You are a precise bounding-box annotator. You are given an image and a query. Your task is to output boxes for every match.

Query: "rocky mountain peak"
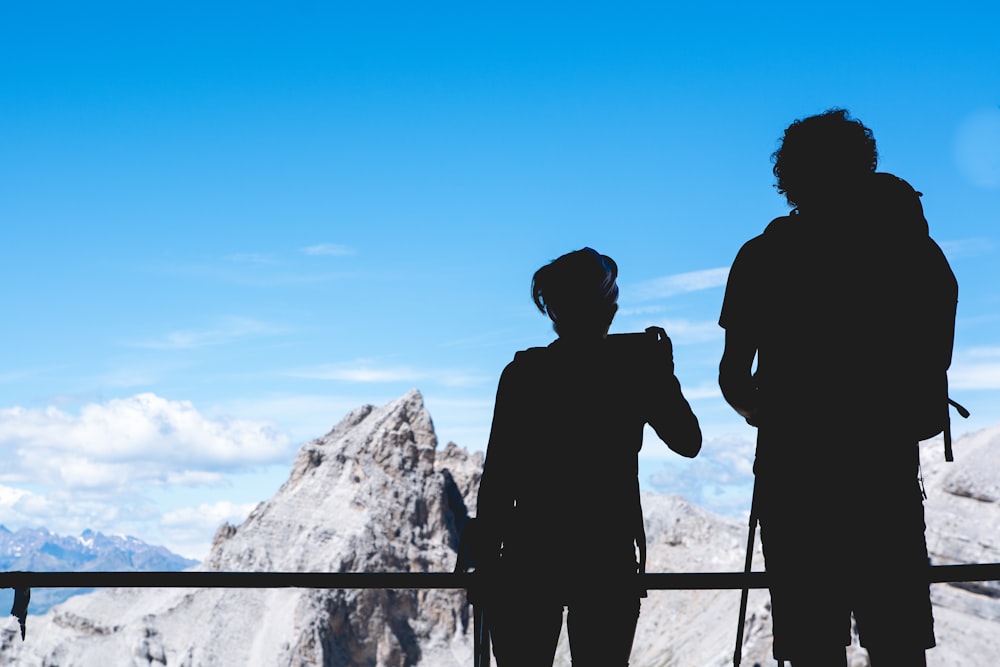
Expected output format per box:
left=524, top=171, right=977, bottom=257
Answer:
left=286, top=389, right=437, bottom=488
left=203, top=388, right=466, bottom=577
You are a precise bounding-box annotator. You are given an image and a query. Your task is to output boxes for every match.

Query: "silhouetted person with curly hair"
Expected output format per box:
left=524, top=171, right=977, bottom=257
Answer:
left=719, top=109, right=957, bottom=666
left=476, top=247, right=702, bottom=667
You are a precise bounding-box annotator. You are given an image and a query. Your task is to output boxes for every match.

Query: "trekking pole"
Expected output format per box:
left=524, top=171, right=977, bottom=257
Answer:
left=454, top=518, right=491, bottom=667
left=473, top=604, right=490, bottom=667
left=733, top=477, right=759, bottom=667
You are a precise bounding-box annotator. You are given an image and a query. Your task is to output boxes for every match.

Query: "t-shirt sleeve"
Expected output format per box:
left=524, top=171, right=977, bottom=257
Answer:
left=719, top=235, right=764, bottom=335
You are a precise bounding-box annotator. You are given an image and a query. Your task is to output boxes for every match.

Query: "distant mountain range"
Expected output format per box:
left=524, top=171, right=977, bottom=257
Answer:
left=0, top=526, right=198, bottom=615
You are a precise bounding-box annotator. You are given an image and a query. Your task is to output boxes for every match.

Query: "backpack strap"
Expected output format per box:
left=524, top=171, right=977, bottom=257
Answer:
left=944, top=398, right=971, bottom=462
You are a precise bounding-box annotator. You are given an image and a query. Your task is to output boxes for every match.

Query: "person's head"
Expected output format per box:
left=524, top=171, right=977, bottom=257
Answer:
left=531, top=247, right=619, bottom=339
left=771, top=108, right=878, bottom=210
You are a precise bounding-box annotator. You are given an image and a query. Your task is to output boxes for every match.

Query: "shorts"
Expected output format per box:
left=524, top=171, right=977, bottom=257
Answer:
left=757, top=464, right=935, bottom=659
left=488, top=585, right=640, bottom=667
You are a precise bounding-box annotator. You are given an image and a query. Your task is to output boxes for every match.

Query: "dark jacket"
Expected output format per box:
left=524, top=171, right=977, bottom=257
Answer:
left=476, top=331, right=701, bottom=600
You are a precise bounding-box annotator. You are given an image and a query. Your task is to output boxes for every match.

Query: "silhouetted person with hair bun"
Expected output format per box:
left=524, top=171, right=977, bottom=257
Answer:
left=476, top=247, right=702, bottom=667
left=720, top=109, right=958, bottom=666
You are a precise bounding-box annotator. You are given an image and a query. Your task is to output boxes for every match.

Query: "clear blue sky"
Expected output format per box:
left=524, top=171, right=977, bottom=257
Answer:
left=1, top=1, right=998, bottom=558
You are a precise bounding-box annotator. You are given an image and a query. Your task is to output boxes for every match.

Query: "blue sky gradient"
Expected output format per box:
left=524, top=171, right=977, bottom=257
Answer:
left=2, top=2, right=998, bottom=557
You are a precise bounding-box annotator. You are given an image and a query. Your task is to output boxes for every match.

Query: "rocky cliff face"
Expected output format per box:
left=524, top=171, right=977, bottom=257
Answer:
left=1, top=390, right=998, bottom=666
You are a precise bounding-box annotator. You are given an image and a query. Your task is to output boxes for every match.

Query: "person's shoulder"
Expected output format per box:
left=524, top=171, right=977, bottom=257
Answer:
left=762, top=213, right=798, bottom=237
left=498, top=346, right=549, bottom=388
left=511, top=346, right=548, bottom=363
left=732, top=215, right=794, bottom=261
left=505, top=346, right=550, bottom=373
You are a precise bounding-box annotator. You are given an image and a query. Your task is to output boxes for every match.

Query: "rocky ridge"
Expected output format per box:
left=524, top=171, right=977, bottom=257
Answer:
left=0, top=390, right=997, bottom=666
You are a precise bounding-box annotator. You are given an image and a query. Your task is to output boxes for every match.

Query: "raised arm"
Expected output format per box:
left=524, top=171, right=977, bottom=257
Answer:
left=643, top=327, right=702, bottom=458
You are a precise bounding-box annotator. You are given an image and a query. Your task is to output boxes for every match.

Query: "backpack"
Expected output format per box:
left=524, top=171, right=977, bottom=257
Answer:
left=868, top=173, right=967, bottom=459
left=762, top=173, right=968, bottom=459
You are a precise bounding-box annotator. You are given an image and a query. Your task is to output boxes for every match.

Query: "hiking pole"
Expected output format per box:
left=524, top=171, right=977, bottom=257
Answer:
left=473, top=604, right=490, bottom=667
left=733, top=476, right=758, bottom=667
left=454, top=518, right=491, bottom=667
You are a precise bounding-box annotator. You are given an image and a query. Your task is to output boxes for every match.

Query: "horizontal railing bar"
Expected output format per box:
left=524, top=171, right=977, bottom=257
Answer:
left=929, top=563, right=1000, bottom=584
left=0, top=563, right=997, bottom=591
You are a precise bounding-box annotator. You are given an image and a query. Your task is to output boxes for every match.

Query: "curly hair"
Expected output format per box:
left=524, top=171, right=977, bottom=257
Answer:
left=771, top=108, right=878, bottom=209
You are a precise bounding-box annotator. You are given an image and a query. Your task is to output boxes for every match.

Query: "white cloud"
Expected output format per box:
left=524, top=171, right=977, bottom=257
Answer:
left=643, top=433, right=755, bottom=518
left=130, top=317, right=288, bottom=350
left=965, top=346, right=1000, bottom=358
left=0, top=394, right=295, bottom=555
left=679, top=381, right=724, bottom=400
left=628, top=267, right=730, bottom=302
left=0, top=481, right=159, bottom=544
left=0, top=393, right=293, bottom=491
left=938, top=237, right=995, bottom=258
left=291, top=362, right=423, bottom=383
left=616, top=305, right=665, bottom=317
left=300, top=243, right=357, bottom=257
left=161, top=500, right=256, bottom=529
left=0, top=484, right=31, bottom=509
left=160, top=500, right=258, bottom=559
left=287, top=360, right=492, bottom=388
left=637, top=318, right=723, bottom=345
left=210, top=393, right=377, bottom=444
left=437, top=371, right=494, bottom=388
left=948, top=347, right=1000, bottom=390
left=950, top=362, right=1000, bottom=390
left=165, top=471, right=226, bottom=486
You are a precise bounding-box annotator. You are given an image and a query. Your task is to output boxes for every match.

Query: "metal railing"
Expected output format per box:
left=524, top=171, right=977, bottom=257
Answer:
left=2, top=565, right=997, bottom=658
left=2, top=561, right=998, bottom=590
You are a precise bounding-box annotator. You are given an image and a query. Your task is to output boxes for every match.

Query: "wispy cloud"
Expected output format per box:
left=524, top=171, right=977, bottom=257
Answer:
left=129, top=317, right=288, bottom=350
left=939, top=237, right=995, bottom=258
left=0, top=368, right=46, bottom=384
left=678, top=381, right=723, bottom=400
left=440, top=328, right=541, bottom=351
left=644, top=433, right=755, bottom=518
left=950, top=363, right=1000, bottom=390
left=151, top=259, right=359, bottom=288
left=622, top=318, right=722, bottom=345
left=966, top=346, right=1000, bottom=358
left=628, top=267, right=730, bottom=302
left=300, top=243, right=357, bottom=257
left=287, top=360, right=491, bottom=388
left=290, top=362, right=423, bottom=383
left=160, top=500, right=258, bottom=559
left=947, top=347, right=1000, bottom=390
left=616, top=305, right=665, bottom=317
